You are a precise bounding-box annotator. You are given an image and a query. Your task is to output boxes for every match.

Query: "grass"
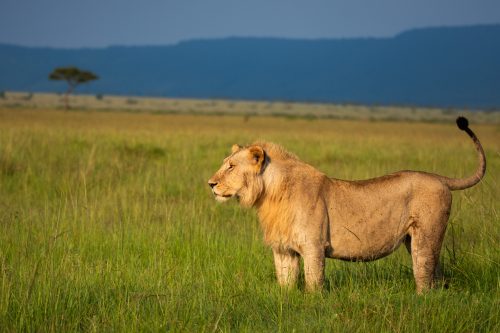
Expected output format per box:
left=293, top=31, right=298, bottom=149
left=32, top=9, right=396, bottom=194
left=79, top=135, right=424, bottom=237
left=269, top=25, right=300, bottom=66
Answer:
left=0, top=107, right=499, bottom=332
left=2, top=91, right=500, bottom=124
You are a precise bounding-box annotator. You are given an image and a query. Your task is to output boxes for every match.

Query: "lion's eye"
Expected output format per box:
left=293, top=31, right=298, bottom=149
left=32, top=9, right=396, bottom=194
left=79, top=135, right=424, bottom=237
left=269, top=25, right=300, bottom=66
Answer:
left=228, top=164, right=235, bottom=171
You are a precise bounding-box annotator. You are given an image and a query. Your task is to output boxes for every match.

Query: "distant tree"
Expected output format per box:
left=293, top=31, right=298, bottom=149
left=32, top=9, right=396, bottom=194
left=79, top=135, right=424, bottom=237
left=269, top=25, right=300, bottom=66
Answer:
left=49, top=66, right=98, bottom=109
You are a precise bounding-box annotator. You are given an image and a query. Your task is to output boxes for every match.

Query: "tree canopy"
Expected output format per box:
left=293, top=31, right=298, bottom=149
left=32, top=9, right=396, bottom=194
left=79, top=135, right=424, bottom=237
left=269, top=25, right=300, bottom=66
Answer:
left=49, top=66, right=99, bottom=109
left=49, top=67, right=98, bottom=86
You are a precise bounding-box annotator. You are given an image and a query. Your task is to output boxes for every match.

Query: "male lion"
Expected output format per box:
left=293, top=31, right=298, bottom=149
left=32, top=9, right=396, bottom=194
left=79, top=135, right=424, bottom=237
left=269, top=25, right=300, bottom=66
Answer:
left=208, top=117, right=485, bottom=293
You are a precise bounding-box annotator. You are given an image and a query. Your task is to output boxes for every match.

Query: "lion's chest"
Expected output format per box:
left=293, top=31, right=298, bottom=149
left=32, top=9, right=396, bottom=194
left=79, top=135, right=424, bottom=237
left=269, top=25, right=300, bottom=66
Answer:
left=257, top=202, right=298, bottom=250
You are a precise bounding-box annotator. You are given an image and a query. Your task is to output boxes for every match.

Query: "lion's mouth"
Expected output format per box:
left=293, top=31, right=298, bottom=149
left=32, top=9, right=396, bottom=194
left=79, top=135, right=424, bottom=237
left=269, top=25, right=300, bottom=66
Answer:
left=213, top=191, right=232, bottom=198
left=212, top=190, right=235, bottom=202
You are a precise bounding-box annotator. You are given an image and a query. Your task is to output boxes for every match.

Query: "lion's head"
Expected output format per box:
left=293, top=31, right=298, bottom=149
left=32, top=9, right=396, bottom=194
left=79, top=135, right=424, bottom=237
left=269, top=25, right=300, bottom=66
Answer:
left=208, top=144, right=266, bottom=207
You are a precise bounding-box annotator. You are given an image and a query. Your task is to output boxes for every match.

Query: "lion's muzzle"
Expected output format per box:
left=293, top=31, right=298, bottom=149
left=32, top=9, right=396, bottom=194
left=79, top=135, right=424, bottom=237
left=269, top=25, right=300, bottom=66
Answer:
left=208, top=179, right=231, bottom=201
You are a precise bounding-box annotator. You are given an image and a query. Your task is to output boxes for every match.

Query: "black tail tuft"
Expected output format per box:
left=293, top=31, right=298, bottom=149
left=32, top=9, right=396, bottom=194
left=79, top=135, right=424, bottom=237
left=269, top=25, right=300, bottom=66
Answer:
left=443, top=115, right=486, bottom=190
left=456, top=117, right=469, bottom=131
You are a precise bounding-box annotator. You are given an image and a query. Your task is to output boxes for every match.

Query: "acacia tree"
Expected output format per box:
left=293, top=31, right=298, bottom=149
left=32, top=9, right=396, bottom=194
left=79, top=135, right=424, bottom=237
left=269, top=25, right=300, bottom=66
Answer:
left=49, top=67, right=98, bottom=109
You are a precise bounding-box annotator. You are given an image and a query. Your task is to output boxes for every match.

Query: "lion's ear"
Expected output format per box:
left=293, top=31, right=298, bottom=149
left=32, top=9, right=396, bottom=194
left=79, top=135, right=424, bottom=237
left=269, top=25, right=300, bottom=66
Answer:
left=231, top=144, right=242, bottom=154
left=248, top=145, right=265, bottom=171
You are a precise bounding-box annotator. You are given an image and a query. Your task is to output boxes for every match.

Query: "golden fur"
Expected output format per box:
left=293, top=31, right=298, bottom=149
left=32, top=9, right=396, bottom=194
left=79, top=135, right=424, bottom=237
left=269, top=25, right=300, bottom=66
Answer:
left=208, top=118, right=486, bottom=293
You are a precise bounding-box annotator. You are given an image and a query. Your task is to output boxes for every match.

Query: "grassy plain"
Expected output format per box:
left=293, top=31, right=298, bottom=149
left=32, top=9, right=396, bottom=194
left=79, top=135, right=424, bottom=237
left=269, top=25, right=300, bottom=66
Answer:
left=2, top=91, right=500, bottom=123
left=0, top=106, right=499, bottom=332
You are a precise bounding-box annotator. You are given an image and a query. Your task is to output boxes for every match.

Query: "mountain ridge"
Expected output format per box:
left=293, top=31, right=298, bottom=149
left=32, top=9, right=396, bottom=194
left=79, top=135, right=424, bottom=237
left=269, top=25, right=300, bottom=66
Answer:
left=1, top=24, right=499, bottom=109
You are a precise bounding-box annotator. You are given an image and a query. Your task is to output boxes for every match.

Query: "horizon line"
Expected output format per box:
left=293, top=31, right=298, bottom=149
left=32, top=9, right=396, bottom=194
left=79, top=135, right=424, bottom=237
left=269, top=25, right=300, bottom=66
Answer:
left=1, top=22, right=499, bottom=50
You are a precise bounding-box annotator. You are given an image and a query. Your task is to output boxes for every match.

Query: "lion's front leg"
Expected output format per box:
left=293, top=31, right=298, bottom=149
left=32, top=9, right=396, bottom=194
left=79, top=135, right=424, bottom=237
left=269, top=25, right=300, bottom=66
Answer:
left=273, top=249, right=300, bottom=288
left=302, top=247, right=325, bottom=292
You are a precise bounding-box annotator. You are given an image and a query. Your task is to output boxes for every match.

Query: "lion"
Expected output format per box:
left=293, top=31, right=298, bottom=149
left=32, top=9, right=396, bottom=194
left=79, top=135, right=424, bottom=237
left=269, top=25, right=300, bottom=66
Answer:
left=208, top=117, right=486, bottom=293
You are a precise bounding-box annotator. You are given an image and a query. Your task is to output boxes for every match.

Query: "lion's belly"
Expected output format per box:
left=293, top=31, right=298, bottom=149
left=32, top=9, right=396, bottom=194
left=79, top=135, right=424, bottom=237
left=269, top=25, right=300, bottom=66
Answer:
left=326, top=205, right=411, bottom=261
left=327, top=231, right=406, bottom=261
left=324, top=176, right=415, bottom=261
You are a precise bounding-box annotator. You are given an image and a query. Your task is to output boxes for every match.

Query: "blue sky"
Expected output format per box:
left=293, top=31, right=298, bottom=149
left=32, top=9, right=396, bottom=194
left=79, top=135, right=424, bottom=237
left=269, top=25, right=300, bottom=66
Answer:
left=1, top=0, right=500, bottom=48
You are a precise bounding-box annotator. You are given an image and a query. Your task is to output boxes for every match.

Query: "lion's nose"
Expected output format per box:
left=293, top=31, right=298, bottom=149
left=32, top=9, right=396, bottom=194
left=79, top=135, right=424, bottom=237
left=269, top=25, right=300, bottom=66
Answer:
left=208, top=180, right=217, bottom=189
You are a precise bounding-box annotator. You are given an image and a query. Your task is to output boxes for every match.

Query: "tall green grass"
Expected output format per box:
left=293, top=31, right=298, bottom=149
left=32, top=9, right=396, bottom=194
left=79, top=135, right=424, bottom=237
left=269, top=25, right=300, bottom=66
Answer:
left=0, top=108, right=499, bottom=332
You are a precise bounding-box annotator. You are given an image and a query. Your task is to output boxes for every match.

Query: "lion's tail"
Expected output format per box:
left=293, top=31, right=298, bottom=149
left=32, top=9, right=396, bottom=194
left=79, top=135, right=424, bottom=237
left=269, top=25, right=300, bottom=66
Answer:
left=438, top=117, right=486, bottom=191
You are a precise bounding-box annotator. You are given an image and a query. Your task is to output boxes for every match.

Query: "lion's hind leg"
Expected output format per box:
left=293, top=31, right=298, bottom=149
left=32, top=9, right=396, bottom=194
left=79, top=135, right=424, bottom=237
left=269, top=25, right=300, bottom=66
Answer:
left=404, top=234, right=444, bottom=288
left=407, top=206, right=449, bottom=293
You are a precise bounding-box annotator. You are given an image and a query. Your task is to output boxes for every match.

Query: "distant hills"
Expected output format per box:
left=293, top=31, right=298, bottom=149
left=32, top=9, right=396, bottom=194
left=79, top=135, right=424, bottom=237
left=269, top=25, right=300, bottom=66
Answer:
left=1, top=25, right=499, bottom=109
